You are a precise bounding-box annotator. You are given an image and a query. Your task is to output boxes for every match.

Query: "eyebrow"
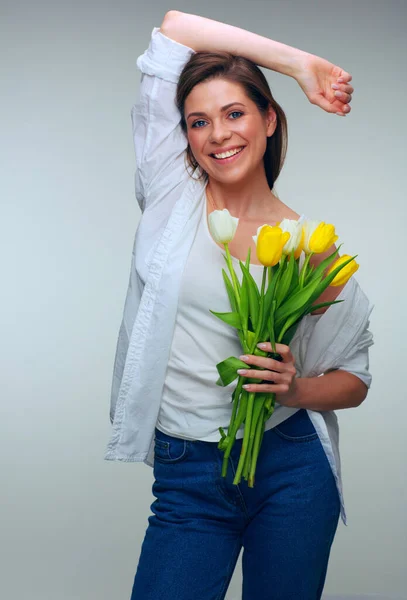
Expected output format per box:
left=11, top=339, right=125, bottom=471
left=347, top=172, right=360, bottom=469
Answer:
left=186, top=102, right=246, bottom=120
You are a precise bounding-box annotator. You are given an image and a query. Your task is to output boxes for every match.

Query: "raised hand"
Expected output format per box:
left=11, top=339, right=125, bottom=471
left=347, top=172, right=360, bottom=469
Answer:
left=294, top=53, right=354, bottom=116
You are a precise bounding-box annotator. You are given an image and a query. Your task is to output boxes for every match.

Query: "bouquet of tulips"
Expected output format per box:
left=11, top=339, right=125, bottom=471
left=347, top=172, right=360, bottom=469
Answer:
left=208, top=208, right=359, bottom=488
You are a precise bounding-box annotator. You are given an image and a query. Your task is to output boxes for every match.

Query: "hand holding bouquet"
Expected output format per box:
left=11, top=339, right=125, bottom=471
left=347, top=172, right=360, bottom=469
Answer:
left=208, top=209, right=359, bottom=488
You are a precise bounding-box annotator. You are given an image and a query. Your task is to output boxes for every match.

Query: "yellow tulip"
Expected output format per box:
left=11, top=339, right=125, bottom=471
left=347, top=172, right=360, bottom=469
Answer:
left=253, top=225, right=290, bottom=267
left=303, top=219, right=339, bottom=254
left=327, top=254, right=359, bottom=286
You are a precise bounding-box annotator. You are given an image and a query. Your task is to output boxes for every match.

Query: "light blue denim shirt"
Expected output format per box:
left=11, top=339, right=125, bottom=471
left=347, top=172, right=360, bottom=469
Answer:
left=104, top=28, right=374, bottom=527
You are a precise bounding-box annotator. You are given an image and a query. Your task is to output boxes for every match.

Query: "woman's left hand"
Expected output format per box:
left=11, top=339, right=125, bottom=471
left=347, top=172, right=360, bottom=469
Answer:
left=237, top=342, right=300, bottom=408
left=294, top=53, right=354, bottom=116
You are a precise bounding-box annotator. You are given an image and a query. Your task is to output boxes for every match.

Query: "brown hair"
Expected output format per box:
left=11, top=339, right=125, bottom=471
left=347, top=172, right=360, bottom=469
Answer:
left=176, top=51, right=288, bottom=192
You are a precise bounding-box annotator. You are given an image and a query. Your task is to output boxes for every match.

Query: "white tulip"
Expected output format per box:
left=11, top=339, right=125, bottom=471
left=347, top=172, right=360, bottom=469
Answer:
left=278, top=218, right=303, bottom=255
left=208, top=209, right=239, bottom=244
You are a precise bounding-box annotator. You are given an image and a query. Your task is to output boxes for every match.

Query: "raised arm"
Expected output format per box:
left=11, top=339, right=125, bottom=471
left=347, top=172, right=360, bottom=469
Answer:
left=161, top=10, right=353, bottom=116
left=132, top=26, right=194, bottom=213
left=135, top=12, right=353, bottom=214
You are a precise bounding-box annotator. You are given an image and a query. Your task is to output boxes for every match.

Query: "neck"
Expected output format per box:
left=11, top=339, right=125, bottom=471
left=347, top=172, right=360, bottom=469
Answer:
left=207, top=167, right=278, bottom=219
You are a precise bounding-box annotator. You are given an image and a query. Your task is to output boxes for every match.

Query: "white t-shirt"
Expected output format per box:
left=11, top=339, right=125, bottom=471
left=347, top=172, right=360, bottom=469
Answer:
left=157, top=197, right=316, bottom=441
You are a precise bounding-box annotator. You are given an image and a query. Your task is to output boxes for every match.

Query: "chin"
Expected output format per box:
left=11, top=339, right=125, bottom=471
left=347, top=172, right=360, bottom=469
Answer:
left=206, top=166, right=251, bottom=184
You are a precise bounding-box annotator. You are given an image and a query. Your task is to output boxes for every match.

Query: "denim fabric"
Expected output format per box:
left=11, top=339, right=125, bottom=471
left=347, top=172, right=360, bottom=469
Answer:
left=130, top=409, right=341, bottom=600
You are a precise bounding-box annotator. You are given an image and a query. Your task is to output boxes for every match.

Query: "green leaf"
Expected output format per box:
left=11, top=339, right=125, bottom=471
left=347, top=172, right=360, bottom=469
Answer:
left=240, top=262, right=261, bottom=331
left=275, top=275, right=322, bottom=326
left=278, top=298, right=345, bottom=345
left=215, top=356, right=250, bottom=386
left=309, top=244, right=344, bottom=281
left=209, top=310, right=241, bottom=328
left=305, top=299, right=344, bottom=314
left=304, top=254, right=357, bottom=311
left=222, top=269, right=237, bottom=313
left=275, top=251, right=295, bottom=309
left=280, top=319, right=302, bottom=346
left=264, top=393, right=276, bottom=420
left=268, top=299, right=277, bottom=353
left=223, top=253, right=241, bottom=296
left=260, top=263, right=283, bottom=339
left=304, top=264, right=316, bottom=285
left=238, top=261, right=249, bottom=331
left=277, top=309, right=304, bottom=343
left=246, top=329, right=257, bottom=349
left=245, top=246, right=251, bottom=269
left=288, top=257, right=300, bottom=296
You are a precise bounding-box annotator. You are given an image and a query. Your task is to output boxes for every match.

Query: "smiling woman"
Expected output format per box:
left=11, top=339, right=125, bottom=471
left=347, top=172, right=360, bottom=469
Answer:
left=104, top=9, right=374, bottom=600
left=184, top=77, right=275, bottom=185
left=176, top=52, right=286, bottom=213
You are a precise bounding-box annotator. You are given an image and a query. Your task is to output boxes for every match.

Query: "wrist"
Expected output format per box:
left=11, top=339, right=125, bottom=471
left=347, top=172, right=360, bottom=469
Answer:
left=278, top=48, right=313, bottom=80
left=292, top=378, right=303, bottom=408
left=266, top=40, right=309, bottom=79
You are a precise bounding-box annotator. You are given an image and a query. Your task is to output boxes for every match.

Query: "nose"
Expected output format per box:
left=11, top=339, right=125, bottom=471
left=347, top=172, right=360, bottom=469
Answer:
left=209, top=119, right=232, bottom=145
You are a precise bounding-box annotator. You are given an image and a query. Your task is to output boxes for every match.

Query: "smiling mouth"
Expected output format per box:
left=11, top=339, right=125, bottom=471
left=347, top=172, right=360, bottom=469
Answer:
left=210, top=146, right=245, bottom=160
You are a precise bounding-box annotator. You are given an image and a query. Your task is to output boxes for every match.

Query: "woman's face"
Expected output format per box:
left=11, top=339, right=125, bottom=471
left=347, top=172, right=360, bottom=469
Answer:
left=184, top=77, right=276, bottom=185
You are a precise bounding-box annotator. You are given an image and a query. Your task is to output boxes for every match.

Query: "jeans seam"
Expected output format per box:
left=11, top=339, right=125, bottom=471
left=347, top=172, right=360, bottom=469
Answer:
left=228, top=456, right=250, bottom=521
left=154, top=440, right=189, bottom=463
left=272, top=429, right=319, bottom=443
left=215, top=535, right=242, bottom=600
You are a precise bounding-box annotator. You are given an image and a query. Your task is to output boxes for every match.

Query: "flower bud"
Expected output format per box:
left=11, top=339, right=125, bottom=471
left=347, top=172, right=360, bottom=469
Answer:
left=252, top=224, right=290, bottom=267
left=302, top=219, right=339, bottom=254
left=208, top=209, right=239, bottom=244
left=328, top=254, right=359, bottom=286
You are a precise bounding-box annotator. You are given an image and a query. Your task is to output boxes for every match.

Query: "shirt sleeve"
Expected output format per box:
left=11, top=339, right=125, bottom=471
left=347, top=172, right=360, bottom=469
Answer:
left=325, top=321, right=374, bottom=389
left=132, top=27, right=195, bottom=212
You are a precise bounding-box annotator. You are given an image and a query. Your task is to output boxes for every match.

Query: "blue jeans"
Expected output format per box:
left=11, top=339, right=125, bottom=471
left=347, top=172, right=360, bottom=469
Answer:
left=130, top=409, right=340, bottom=600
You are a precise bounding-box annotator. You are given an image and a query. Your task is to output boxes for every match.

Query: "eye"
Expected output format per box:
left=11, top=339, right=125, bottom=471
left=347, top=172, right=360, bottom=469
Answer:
left=229, top=111, right=243, bottom=119
left=191, top=119, right=207, bottom=129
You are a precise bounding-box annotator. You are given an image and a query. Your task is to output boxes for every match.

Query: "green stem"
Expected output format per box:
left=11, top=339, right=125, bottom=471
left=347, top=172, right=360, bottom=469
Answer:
left=224, top=243, right=250, bottom=354
left=249, top=267, right=267, bottom=354
left=221, top=385, right=247, bottom=477
left=248, top=406, right=266, bottom=487
left=233, top=391, right=255, bottom=484
left=243, top=395, right=265, bottom=481
left=224, top=243, right=241, bottom=312
left=242, top=436, right=252, bottom=481
left=299, top=252, right=314, bottom=288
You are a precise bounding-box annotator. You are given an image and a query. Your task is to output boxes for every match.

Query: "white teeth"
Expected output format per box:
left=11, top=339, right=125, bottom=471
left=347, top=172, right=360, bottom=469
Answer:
left=213, top=147, right=243, bottom=159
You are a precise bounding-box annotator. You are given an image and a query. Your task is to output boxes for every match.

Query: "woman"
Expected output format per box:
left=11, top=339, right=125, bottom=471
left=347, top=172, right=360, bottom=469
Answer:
left=105, top=10, right=373, bottom=600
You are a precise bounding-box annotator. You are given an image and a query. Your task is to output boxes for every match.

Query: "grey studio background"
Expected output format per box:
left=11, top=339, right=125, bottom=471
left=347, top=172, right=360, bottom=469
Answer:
left=1, top=0, right=406, bottom=599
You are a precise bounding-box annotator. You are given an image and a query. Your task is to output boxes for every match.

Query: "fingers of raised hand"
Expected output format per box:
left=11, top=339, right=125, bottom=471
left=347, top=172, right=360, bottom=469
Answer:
left=332, top=83, right=354, bottom=103
left=332, top=80, right=354, bottom=115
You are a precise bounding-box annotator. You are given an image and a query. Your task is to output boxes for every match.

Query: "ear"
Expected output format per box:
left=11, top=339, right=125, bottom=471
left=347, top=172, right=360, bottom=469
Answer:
left=265, top=104, right=277, bottom=137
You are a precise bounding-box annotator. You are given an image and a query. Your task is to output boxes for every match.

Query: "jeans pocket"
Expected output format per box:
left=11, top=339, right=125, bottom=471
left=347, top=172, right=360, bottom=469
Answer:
left=154, top=427, right=189, bottom=463
left=273, top=409, right=319, bottom=442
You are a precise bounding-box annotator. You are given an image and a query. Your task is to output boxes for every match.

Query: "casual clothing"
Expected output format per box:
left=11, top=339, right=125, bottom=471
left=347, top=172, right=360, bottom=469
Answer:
left=104, top=27, right=375, bottom=529
left=130, top=412, right=341, bottom=600
left=156, top=195, right=309, bottom=442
